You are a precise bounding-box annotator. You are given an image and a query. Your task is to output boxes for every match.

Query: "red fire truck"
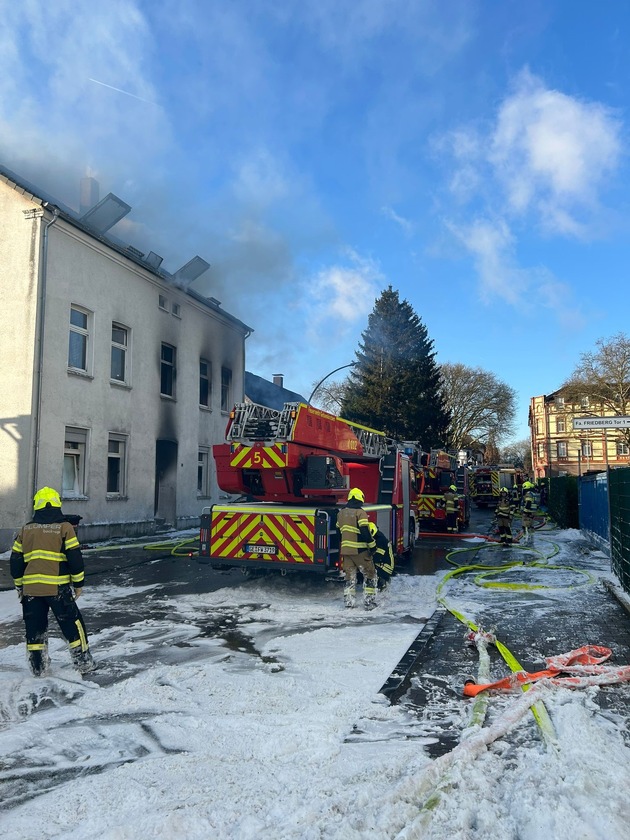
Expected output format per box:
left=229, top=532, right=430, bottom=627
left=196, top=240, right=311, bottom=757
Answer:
left=199, top=402, right=421, bottom=574
left=414, top=449, right=470, bottom=531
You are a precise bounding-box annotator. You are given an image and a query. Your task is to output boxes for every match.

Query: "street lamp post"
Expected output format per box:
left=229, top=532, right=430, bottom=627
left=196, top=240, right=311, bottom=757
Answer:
left=307, top=363, right=356, bottom=405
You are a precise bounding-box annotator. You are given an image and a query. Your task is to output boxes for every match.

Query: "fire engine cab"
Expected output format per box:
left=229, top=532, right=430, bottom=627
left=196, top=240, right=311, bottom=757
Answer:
left=199, top=401, right=421, bottom=574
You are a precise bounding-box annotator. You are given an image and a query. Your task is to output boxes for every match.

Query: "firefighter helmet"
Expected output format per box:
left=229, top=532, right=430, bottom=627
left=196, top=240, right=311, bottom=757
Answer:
left=522, top=481, right=534, bottom=490
left=500, top=487, right=509, bottom=494
left=348, top=487, right=365, bottom=503
left=33, top=486, right=62, bottom=510
left=449, top=485, right=457, bottom=492
left=368, top=522, right=378, bottom=537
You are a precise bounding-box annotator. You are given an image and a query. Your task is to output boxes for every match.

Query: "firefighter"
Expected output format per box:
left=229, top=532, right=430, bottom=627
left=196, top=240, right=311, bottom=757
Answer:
left=10, top=486, right=96, bottom=676
left=495, top=487, right=513, bottom=546
left=521, top=481, right=537, bottom=545
left=511, top=482, right=521, bottom=509
left=368, top=522, right=395, bottom=591
left=336, top=487, right=377, bottom=609
left=443, top=484, right=459, bottom=533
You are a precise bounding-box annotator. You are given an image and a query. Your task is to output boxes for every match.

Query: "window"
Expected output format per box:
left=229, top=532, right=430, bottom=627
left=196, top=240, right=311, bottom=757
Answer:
left=111, top=323, right=128, bottom=383
left=537, top=443, right=545, bottom=458
left=535, top=419, right=542, bottom=434
left=198, top=448, right=210, bottom=496
left=580, top=397, right=590, bottom=409
left=557, top=441, right=567, bottom=458
left=63, top=427, right=88, bottom=497
left=160, top=343, right=176, bottom=397
left=556, top=418, right=566, bottom=433
left=68, top=306, right=90, bottom=372
left=617, top=442, right=629, bottom=456
left=582, top=442, right=592, bottom=457
left=107, top=435, right=127, bottom=496
left=172, top=302, right=181, bottom=317
left=556, top=396, right=565, bottom=408
left=158, top=294, right=168, bottom=310
left=221, top=367, right=232, bottom=412
left=200, top=359, right=211, bottom=407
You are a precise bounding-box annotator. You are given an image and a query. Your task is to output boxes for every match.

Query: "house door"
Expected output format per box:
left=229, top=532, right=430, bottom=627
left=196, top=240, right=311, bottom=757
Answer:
left=155, top=439, right=178, bottom=526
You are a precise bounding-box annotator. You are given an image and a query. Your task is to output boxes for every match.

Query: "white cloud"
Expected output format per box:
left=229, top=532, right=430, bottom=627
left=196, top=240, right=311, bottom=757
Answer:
left=307, top=250, right=383, bottom=337
left=490, top=69, right=622, bottom=233
left=448, top=217, right=526, bottom=306
left=449, top=215, right=586, bottom=329
left=381, top=205, right=414, bottom=235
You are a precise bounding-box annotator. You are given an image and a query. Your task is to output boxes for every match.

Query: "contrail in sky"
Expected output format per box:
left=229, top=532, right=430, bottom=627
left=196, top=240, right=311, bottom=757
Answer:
left=88, top=78, right=154, bottom=104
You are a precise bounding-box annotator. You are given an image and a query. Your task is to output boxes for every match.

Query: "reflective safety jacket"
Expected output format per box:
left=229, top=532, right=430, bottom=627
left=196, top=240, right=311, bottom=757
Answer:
left=443, top=490, right=459, bottom=515
left=522, top=490, right=537, bottom=521
left=373, top=530, right=395, bottom=576
left=496, top=495, right=513, bottom=520
left=10, top=507, right=84, bottom=597
left=336, top=500, right=376, bottom=555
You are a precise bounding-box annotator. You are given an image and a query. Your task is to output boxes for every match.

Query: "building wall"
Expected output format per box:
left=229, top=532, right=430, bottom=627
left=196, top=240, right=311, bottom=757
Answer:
left=529, top=393, right=630, bottom=479
left=0, top=179, right=248, bottom=549
left=0, top=183, right=41, bottom=540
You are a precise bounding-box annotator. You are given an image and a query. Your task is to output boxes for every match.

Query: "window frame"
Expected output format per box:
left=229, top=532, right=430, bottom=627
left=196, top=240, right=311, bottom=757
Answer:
left=68, top=305, right=92, bottom=374
left=106, top=433, right=127, bottom=497
left=199, top=358, right=211, bottom=408
left=160, top=343, right=177, bottom=398
left=221, top=366, right=232, bottom=412
left=582, top=441, right=592, bottom=457
left=62, top=426, right=89, bottom=498
left=110, top=322, right=129, bottom=385
left=557, top=441, right=567, bottom=458
left=197, top=447, right=210, bottom=497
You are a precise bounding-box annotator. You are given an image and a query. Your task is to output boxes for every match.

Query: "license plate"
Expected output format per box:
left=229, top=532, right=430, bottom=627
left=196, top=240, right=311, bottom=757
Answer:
left=245, top=543, right=277, bottom=555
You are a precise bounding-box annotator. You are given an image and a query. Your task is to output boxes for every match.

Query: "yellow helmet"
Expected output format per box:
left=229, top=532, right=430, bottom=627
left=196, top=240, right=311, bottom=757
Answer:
left=449, top=485, right=457, bottom=492
left=522, top=481, right=534, bottom=490
left=33, top=486, right=61, bottom=510
left=368, top=522, right=378, bottom=537
left=348, top=487, right=365, bottom=503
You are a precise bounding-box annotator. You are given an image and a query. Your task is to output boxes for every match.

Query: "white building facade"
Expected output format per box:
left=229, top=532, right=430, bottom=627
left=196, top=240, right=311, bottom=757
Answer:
left=0, top=169, right=252, bottom=550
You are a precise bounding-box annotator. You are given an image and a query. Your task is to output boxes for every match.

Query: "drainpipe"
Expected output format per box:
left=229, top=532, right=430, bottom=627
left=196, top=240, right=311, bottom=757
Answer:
left=31, top=202, right=59, bottom=499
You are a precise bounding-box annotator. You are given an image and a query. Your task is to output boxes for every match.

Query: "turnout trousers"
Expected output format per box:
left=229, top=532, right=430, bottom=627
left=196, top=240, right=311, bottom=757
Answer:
left=22, top=587, right=89, bottom=674
left=342, top=552, right=378, bottom=608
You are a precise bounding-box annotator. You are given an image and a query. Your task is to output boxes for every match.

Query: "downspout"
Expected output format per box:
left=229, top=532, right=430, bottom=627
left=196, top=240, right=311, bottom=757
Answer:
left=31, top=202, right=59, bottom=499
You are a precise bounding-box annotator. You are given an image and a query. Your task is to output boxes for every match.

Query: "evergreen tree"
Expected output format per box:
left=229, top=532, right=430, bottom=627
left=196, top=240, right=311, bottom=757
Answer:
left=341, top=287, right=450, bottom=447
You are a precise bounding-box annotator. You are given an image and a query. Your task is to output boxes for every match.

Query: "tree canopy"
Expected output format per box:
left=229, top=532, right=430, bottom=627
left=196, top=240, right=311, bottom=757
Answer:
left=440, top=362, right=516, bottom=450
left=561, top=332, right=630, bottom=446
left=340, top=287, right=450, bottom=447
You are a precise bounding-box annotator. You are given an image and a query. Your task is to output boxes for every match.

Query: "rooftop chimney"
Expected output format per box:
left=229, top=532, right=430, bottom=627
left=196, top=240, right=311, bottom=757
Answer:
left=273, top=374, right=284, bottom=389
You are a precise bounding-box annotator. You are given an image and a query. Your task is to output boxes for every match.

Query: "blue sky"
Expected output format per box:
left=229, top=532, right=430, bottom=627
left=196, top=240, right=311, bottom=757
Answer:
left=2, top=1, right=629, bottom=444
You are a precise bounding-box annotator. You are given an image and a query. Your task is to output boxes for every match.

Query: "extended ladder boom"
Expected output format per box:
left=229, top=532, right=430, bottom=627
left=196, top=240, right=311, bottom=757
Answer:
left=226, top=402, right=390, bottom=458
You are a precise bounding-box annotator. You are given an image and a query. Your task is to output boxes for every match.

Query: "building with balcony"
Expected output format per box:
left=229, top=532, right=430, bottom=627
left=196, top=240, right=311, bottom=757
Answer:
left=529, top=390, right=630, bottom=479
left=0, top=166, right=252, bottom=550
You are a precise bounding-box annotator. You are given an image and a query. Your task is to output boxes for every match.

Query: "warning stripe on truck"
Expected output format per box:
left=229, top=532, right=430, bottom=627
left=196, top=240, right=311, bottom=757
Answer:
left=211, top=508, right=316, bottom=563
left=229, top=443, right=288, bottom=469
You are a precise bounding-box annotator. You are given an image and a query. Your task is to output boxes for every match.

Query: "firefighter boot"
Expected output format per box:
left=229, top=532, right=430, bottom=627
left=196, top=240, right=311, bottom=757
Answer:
left=71, top=647, right=97, bottom=675
left=28, top=646, right=50, bottom=677
left=343, top=574, right=357, bottom=608
left=364, top=578, right=378, bottom=611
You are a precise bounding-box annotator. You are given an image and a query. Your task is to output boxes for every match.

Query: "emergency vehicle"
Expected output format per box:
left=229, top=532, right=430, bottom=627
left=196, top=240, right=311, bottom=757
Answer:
left=414, top=449, right=470, bottom=531
left=470, top=465, right=524, bottom=508
left=199, top=401, right=421, bottom=574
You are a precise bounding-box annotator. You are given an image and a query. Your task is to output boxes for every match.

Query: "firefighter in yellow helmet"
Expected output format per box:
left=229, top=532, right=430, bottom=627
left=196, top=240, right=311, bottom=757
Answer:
left=336, top=487, right=377, bottom=609
left=443, top=484, right=460, bottom=533
left=10, top=487, right=95, bottom=676
left=368, top=522, right=395, bottom=591
left=495, top=487, right=513, bottom=546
